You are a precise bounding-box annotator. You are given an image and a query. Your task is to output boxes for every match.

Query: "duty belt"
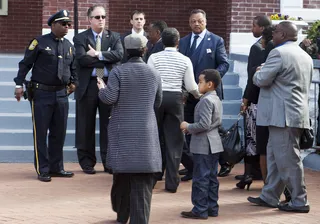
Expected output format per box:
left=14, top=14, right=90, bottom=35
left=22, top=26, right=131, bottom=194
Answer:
left=31, top=82, right=66, bottom=92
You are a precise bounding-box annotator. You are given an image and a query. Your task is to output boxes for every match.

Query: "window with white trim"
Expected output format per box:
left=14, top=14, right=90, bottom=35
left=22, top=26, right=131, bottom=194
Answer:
left=0, top=0, right=8, bottom=16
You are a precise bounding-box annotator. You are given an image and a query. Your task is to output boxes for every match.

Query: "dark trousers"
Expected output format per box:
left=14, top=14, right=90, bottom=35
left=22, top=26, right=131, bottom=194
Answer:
left=192, top=152, right=220, bottom=218
left=31, top=88, right=68, bottom=174
left=76, top=80, right=111, bottom=169
left=157, top=91, right=184, bottom=190
left=111, top=173, right=155, bottom=224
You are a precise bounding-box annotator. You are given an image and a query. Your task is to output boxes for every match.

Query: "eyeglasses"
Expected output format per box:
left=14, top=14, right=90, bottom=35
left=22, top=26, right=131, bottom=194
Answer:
left=91, top=15, right=106, bottom=20
left=58, top=22, right=72, bottom=27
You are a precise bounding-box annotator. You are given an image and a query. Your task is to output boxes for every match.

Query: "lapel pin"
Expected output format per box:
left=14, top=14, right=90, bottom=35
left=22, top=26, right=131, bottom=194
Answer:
left=208, top=38, right=211, bottom=40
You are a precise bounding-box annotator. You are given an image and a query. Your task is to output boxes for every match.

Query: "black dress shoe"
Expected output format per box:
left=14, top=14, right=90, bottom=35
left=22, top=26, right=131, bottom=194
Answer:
left=181, top=211, right=208, bottom=220
left=83, top=166, right=96, bottom=174
left=38, top=173, right=51, bottom=182
left=116, top=218, right=128, bottom=224
left=218, top=164, right=233, bottom=177
left=181, top=173, right=192, bottom=181
left=179, top=168, right=188, bottom=175
left=247, top=196, right=277, bottom=208
left=208, top=211, right=218, bottom=217
left=49, top=170, right=74, bottom=177
left=165, top=188, right=177, bottom=193
left=278, top=203, right=310, bottom=213
left=104, top=167, right=113, bottom=174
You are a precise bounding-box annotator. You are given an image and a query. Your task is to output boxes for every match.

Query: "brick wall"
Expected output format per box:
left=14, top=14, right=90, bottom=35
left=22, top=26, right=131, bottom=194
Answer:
left=107, top=0, right=228, bottom=42
left=304, top=0, right=320, bottom=8
left=42, top=0, right=109, bottom=29
left=230, top=0, right=280, bottom=33
left=0, top=0, right=42, bottom=53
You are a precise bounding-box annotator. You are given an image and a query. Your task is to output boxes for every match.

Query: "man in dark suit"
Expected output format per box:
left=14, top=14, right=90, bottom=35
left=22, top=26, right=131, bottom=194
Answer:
left=121, top=10, right=147, bottom=63
left=179, top=9, right=230, bottom=181
left=145, top=20, right=167, bottom=61
left=73, top=5, right=123, bottom=174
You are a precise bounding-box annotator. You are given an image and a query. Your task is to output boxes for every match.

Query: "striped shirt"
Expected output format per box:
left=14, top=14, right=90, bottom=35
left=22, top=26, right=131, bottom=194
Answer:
left=147, top=47, right=199, bottom=97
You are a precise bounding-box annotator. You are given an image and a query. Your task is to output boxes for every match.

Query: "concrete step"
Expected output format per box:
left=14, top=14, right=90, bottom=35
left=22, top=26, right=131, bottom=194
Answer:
left=223, top=85, right=242, bottom=100
left=0, top=68, right=23, bottom=82
left=0, top=113, right=101, bottom=130
left=0, top=146, right=103, bottom=163
left=0, top=55, right=23, bottom=69
left=221, top=115, right=244, bottom=130
left=0, top=98, right=76, bottom=113
left=222, top=72, right=239, bottom=86
left=222, top=100, right=241, bottom=115
left=0, top=129, right=100, bottom=147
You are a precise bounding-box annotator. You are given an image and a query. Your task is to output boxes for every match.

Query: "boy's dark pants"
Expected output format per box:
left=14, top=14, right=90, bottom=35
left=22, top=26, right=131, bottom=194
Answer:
left=192, top=152, right=220, bottom=217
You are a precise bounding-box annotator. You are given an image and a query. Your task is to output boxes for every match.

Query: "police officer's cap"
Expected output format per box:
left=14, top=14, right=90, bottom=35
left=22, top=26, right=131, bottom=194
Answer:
left=48, top=10, right=71, bottom=26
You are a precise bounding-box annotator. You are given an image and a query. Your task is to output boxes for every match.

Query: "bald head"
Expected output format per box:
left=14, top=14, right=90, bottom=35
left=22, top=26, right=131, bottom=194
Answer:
left=279, top=21, right=298, bottom=42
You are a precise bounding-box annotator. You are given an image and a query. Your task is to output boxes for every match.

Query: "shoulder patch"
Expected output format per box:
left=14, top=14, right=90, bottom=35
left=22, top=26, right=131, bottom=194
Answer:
left=28, top=39, right=38, bottom=51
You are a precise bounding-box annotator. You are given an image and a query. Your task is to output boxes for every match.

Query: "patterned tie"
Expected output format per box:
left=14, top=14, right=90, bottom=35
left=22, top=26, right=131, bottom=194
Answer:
left=189, top=35, right=199, bottom=56
left=95, top=35, right=104, bottom=78
left=57, top=39, right=64, bottom=81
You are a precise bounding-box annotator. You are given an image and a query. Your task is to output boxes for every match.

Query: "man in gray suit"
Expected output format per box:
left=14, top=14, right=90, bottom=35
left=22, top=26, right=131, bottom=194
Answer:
left=247, top=21, right=313, bottom=213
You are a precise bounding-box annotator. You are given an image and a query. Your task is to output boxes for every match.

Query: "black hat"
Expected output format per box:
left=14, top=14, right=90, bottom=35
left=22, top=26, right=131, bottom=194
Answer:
left=48, top=10, right=71, bottom=26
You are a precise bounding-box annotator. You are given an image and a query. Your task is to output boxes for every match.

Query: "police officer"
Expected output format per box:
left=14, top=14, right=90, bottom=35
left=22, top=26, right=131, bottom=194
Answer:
left=13, top=10, right=78, bottom=182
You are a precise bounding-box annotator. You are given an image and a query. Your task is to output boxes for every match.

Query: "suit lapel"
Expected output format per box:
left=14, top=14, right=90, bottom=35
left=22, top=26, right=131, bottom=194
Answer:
left=180, top=34, right=192, bottom=55
left=101, top=30, right=110, bottom=51
left=197, top=31, right=210, bottom=64
left=87, top=29, right=96, bottom=49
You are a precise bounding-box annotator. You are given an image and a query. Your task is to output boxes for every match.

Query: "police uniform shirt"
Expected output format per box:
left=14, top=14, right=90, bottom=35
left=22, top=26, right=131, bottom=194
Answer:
left=14, top=32, right=77, bottom=86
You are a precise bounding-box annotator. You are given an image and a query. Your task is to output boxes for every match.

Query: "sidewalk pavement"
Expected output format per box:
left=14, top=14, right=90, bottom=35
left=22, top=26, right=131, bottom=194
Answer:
left=0, top=163, right=319, bottom=224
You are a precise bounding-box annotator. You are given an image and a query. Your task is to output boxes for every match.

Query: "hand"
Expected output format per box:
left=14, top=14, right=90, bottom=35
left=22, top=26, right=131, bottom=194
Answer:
left=240, top=99, right=248, bottom=114
left=302, top=38, right=312, bottom=47
left=97, top=77, right=106, bottom=89
left=67, top=83, right=76, bottom=95
left=240, top=104, right=248, bottom=114
left=180, top=121, right=189, bottom=133
left=14, top=87, right=24, bottom=102
left=256, top=66, right=262, bottom=72
left=86, top=44, right=97, bottom=57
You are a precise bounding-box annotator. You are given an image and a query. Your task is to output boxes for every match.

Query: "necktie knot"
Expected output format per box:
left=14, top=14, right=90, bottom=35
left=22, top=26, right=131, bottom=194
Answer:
left=194, top=35, right=199, bottom=40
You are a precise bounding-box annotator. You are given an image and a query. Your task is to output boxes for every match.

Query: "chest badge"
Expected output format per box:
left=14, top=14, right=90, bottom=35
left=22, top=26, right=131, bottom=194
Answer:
left=45, top=47, right=52, bottom=51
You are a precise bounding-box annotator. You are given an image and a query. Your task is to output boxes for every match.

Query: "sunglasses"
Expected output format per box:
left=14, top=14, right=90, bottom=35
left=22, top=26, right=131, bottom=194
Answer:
left=58, top=22, right=72, bottom=27
left=91, top=15, right=106, bottom=20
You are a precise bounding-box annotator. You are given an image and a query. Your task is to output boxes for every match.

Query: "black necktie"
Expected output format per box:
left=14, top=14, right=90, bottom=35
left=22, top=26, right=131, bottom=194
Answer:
left=57, top=39, right=64, bottom=81
left=189, top=35, right=199, bottom=56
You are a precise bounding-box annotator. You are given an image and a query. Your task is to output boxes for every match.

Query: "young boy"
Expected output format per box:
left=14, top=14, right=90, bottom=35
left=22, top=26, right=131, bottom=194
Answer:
left=180, top=69, right=223, bottom=219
